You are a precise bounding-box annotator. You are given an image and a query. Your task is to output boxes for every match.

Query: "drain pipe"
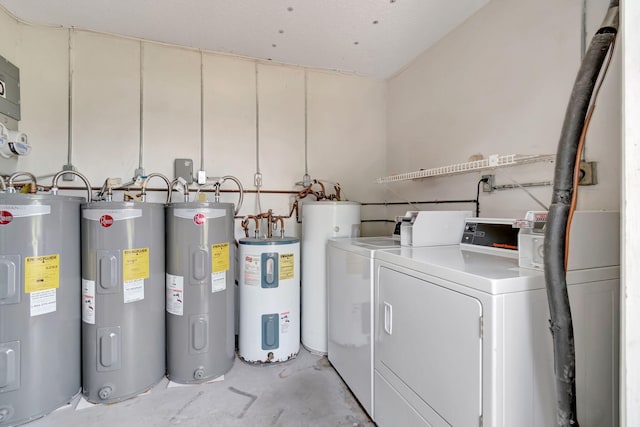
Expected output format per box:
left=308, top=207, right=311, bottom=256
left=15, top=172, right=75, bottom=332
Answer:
left=544, top=2, right=618, bottom=426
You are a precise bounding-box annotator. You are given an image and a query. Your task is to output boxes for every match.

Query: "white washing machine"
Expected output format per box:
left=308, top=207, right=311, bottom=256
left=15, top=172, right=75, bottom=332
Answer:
left=327, top=236, right=401, bottom=419
left=373, top=230, right=620, bottom=426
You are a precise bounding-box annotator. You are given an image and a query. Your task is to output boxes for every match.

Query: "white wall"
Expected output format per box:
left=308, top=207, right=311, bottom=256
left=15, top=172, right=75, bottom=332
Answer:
left=386, top=0, right=621, bottom=222
left=0, top=8, right=388, bottom=238
left=622, top=0, right=639, bottom=424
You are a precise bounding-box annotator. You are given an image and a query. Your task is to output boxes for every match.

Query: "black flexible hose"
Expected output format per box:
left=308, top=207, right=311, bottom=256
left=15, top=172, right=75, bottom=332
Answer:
left=543, top=1, right=618, bottom=426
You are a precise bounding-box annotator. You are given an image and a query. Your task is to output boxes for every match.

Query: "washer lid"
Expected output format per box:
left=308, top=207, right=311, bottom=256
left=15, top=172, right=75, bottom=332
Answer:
left=374, top=246, right=619, bottom=295
left=329, top=235, right=399, bottom=248
left=351, top=237, right=401, bottom=248
left=328, top=236, right=401, bottom=257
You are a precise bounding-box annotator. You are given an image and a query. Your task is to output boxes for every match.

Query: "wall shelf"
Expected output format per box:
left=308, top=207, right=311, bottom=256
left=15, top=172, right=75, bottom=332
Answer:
left=375, top=154, right=555, bottom=184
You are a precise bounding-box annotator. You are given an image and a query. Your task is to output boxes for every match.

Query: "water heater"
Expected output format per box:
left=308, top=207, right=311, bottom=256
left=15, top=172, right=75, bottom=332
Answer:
left=301, top=201, right=360, bottom=354
left=81, top=201, right=165, bottom=403
left=165, top=201, right=235, bottom=383
left=0, top=174, right=84, bottom=427
left=238, top=237, right=300, bottom=364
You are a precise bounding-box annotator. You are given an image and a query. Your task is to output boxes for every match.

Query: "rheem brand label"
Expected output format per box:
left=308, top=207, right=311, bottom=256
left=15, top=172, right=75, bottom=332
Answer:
left=0, top=210, right=13, bottom=225
left=99, top=214, right=114, bottom=228
left=193, top=213, right=206, bottom=225
left=174, top=208, right=226, bottom=220
left=83, top=209, right=142, bottom=223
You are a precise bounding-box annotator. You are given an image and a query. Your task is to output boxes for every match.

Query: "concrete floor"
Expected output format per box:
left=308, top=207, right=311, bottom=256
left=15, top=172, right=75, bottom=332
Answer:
left=28, top=348, right=374, bottom=427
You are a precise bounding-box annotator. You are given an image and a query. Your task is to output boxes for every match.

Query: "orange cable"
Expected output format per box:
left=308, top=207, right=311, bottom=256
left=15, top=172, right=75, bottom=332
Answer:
left=565, top=105, right=594, bottom=269
left=564, top=40, right=615, bottom=270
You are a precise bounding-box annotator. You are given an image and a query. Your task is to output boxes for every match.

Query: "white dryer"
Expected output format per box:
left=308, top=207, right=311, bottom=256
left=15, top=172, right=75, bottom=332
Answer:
left=373, top=230, right=619, bottom=426
left=327, top=236, right=401, bottom=419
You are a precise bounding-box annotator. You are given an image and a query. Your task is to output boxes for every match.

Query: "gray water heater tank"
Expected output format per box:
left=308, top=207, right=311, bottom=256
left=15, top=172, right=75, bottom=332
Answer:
left=81, top=201, right=165, bottom=403
left=0, top=193, right=82, bottom=426
left=165, top=202, right=235, bottom=383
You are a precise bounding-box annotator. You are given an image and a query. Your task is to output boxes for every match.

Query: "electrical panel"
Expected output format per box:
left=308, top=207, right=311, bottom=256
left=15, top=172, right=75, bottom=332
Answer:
left=0, top=54, right=20, bottom=124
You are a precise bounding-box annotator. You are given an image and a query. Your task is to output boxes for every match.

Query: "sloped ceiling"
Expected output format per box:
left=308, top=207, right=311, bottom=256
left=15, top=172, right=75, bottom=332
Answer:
left=0, top=0, right=489, bottom=79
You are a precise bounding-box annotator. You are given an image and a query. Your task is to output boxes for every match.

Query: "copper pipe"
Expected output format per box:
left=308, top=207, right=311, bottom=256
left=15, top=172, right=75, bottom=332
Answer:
left=241, top=218, right=250, bottom=238
left=246, top=215, right=259, bottom=232
left=296, top=185, right=321, bottom=200
left=225, top=189, right=298, bottom=194
left=287, top=199, right=299, bottom=219
left=242, top=215, right=261, bottom=238
left=296, top=187, right=310, bottom=199
left=250, top=209, right=298, bottom=238
left=267, top=210, right=273, bottom=238
left=269, top=215, right=286, bottom=237
left=314, top=179, right=326, bottom=196
left=50, top=185, right=299, bottom=195
left=255, top=209, right=275, bottom=238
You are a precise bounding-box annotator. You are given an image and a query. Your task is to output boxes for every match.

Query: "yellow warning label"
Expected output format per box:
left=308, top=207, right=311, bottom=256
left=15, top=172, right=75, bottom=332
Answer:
left=212, top=242, right=230, bottom=273
left=279, top=253, right=294, bottom=280
left=123, top=248, right=150, bottom=282
left=24, top=254, right=60, bottom=293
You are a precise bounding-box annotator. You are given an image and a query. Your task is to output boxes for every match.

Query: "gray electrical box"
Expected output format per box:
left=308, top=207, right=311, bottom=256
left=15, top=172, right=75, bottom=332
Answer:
left=174, top=158, right=194, bottom=184
left=0, top=54, right=20, bottom=122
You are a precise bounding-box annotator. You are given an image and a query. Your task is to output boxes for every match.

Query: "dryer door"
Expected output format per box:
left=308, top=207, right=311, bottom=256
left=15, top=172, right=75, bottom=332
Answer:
left=375, top=266, right=482, bottom=427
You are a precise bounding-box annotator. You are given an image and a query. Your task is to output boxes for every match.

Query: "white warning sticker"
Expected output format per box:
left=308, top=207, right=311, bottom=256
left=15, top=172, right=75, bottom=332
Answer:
left=243, top=254, right=260, bottom=286
left=166, top=273, right=184, bottom=316
left=280, top=311, right=291, bottom=334
left=30, top=288, right=56, bottom=317
left=82, top=279, right=96, bottom=324
left=211, top=271, right=226, bottom=293
left=124, top=279, right=144, bottom=303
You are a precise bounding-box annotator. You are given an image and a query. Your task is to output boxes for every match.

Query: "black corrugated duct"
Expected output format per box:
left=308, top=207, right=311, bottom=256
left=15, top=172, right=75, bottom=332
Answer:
left=543, top=1, right=618, bottom=426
